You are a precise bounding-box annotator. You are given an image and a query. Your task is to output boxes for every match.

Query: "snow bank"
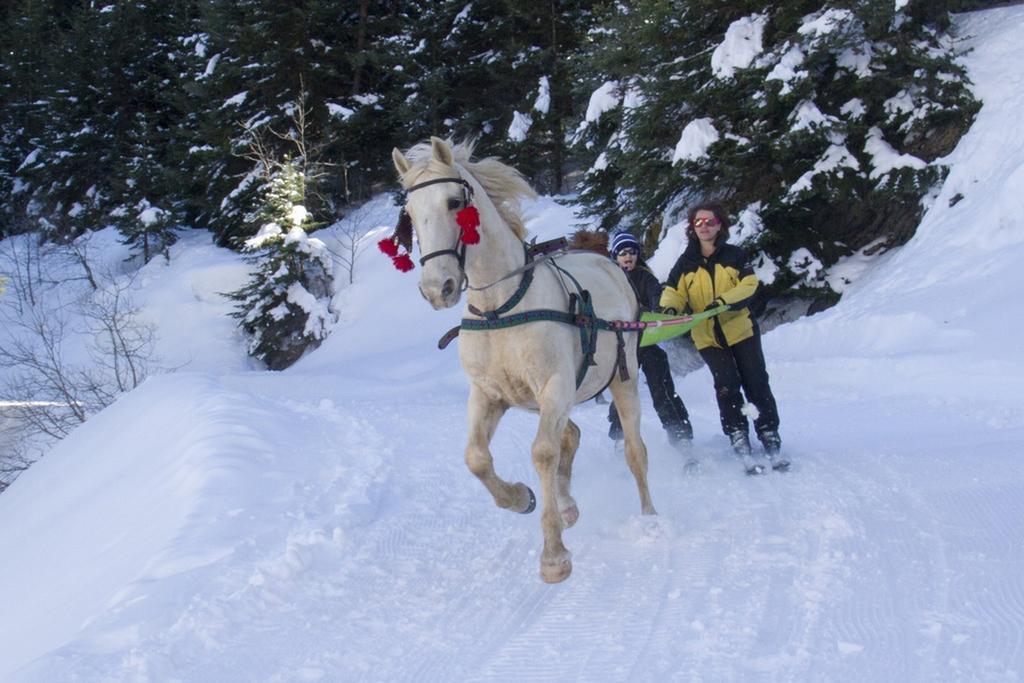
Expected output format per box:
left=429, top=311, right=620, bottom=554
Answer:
left=0, top=374, right=282, bottom=679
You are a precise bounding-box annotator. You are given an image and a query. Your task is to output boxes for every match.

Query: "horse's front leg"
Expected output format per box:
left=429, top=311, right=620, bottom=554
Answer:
left=533, top=392, right=574, bottom=583
left=464, top=385, right=535, bottom=514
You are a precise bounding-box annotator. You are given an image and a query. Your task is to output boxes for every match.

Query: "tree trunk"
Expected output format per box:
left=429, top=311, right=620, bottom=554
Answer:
left=549, top=0, right=564, bottom=194
left=351, top=0, right=370, bottom=96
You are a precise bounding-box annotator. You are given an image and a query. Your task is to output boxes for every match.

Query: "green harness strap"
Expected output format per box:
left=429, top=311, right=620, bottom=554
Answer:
left=443, top=256, right=631, bottom=391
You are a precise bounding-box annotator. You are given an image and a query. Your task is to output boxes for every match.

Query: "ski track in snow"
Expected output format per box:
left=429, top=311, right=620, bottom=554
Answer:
left=17, top=381, right=1023, bottom=682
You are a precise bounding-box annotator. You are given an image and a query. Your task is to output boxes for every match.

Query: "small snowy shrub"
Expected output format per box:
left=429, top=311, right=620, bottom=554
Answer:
left=229, top=163, right=335, bottom=370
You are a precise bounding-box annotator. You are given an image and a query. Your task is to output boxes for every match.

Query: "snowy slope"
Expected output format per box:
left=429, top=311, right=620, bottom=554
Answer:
left=1, top=7, right=1023, bottom=681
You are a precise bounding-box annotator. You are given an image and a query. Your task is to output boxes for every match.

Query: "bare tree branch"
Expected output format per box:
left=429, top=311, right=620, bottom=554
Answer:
left=0, top=239, right=161, bottom=490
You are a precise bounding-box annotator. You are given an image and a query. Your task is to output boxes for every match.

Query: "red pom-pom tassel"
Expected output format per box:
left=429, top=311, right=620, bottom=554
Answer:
left=392, top=253, right=415, bottom=272
left=460, top=223, right=480, bottom=245
left=378, top=237, right=399, bottom=257
left=456, top=206, right=481, bottom=245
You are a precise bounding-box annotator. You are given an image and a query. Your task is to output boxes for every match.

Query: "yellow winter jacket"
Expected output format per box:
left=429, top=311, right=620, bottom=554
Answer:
left=659, top=242, right=760, bottom=350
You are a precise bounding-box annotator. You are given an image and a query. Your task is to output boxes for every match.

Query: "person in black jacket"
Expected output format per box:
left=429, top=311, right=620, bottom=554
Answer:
left=607, top=231, right=694, bottom=450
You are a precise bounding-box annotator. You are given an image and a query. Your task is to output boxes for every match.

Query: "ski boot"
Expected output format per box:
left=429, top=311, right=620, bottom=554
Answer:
left=730, top=430, right=766, bottom=475
left=670, top=430, right=700, bottom=475
left=757, top=429, right=790, bottom=472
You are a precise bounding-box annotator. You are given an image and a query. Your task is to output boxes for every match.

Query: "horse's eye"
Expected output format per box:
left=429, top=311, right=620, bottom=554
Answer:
left=447, top=197, right=462, bottom=211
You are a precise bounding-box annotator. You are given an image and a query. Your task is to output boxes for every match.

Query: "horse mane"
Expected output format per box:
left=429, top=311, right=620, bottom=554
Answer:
left=400, top=138, right=537, bottom=240
left=568, top=229, right=610, bottom=257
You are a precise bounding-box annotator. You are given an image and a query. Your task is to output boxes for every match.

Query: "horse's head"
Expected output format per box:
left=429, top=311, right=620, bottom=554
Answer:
left=392, top=137, right=473, bottom=309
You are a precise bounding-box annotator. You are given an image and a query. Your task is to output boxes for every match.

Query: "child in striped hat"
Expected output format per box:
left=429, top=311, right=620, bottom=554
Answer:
left=608, top=230, right=694, bottom=455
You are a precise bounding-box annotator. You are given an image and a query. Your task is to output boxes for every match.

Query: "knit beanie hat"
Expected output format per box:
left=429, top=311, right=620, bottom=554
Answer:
left=610, top=231, right=641, bottom=257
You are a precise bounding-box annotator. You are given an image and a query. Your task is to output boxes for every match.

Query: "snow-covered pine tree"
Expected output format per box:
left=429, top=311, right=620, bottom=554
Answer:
left=316, top=1, right=418, bottom=207
left=573, top=0, right=978, bottom=304
left=229, top=158, right=335, bottom=370
left=109, top=1, right=198, bottom=263
left=397, top=2, right=595, bottom=193
left=113, top=185, right=179, bottom=266
left=567, top=0, right=699, bottom=234
left=495, top=2, right=596, bottom=194
left=0, top=0, right=72, bottom=238
left=186, top=0, right=407, bottom=247
left=706, top=0, right=977, bottom=296
left=185, top=0, right=305, bottom=247
left=10, top=3, right=114, bottom=242
left=5, top=1, right=196, bottom=245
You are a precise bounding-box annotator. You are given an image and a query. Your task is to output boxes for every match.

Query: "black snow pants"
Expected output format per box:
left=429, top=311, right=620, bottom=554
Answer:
left=698, top=330, right=780, bottom=440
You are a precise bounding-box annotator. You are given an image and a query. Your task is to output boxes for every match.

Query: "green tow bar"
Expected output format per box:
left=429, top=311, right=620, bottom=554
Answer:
left=637, top=305, right=725, bottom=347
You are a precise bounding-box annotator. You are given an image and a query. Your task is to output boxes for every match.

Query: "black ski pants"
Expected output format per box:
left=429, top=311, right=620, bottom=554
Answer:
left=699, top=331, right=780, bottom=439
left=609, top=344, right=692, bottom=441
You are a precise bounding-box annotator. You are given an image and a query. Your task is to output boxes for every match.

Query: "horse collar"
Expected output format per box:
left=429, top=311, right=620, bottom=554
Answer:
left=467, top=244, right=534, bottom=320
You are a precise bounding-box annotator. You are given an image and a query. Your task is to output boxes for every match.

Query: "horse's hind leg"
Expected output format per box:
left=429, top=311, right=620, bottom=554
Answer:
left=465, top=385, right=535, bottom=513
left=608, top=375, right=657, bottom=516
left=557, top=419, right=580, bottom=528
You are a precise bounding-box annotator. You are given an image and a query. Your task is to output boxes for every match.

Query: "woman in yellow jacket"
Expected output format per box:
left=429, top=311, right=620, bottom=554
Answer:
left=659, top=202, right=786, bottom=473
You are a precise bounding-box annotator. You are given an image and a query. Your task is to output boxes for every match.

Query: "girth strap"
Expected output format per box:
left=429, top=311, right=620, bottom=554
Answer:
left=456, top=306, right=631, bottom=390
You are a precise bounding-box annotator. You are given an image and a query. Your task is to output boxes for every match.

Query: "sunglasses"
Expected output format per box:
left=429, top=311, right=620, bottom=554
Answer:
left=693, top=216, right=720, bottom=228
left=616, top=247, right=638, bottom=256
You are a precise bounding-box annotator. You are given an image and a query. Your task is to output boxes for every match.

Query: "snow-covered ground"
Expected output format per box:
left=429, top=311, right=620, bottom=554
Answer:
left=2, top=6, right=1023, bottom=681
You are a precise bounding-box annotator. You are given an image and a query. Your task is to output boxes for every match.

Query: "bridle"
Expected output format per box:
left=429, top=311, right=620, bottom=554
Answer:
left=404, top=176, right=474, bottom=269
left=379, top=174, right=483, bottom=276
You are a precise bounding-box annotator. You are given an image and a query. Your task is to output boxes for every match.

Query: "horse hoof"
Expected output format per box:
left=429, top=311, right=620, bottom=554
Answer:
left=518, top=484, right=536, bottom=514
left=561, top=504, right=579, bottom=528
left=540, top=556, right=572, bottom=583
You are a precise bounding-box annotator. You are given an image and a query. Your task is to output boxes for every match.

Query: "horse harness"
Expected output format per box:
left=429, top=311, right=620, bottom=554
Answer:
left=437, top=238, right=636, bottom=393
left=402, top=174, right=636, bottom=393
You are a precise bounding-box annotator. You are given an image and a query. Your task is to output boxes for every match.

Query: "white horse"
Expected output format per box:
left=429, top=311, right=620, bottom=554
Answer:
left=390, top=137, right=656, bottom=583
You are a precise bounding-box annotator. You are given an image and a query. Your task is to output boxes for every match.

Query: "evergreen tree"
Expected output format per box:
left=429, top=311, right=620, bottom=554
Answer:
left=11, top=3, right=111, bottom=241
left=398, top=1, right=596, bottom=193
left=6, top=1, right=196, bottom=245
left=314, top=1, right=416, bottom=207
left=229, top=158, right=335, bottom=370
left=184, top=0, right=410, bottom=246
left=0, top=0, right=78, bottom=238
left=569, top=0, right=712, bottom=232
left=572, top=0, right=978, bottom=302
left=498, top=1, right=597, bottom=194
left=110, top=0, right=198, bottom=262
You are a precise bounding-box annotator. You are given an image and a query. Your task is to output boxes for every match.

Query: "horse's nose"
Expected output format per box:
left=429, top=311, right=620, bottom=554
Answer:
left=418, top=284, right=429, bottom=302
left=441, top=278, right=456, bottom=299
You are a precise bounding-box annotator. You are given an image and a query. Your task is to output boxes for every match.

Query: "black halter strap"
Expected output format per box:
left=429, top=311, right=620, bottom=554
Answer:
left=420, top=240, right=465, bottom=268
left=405, top=176, right=474, bottom=268
left=406, top=176, right=474, bottom=197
